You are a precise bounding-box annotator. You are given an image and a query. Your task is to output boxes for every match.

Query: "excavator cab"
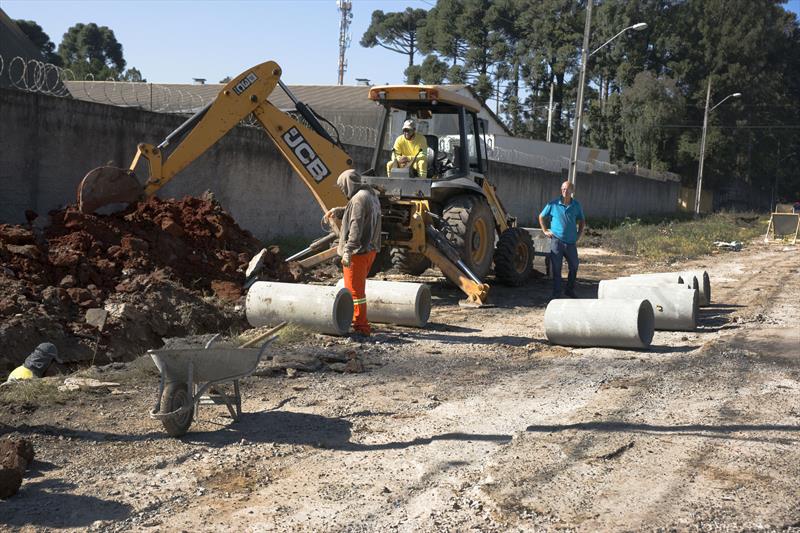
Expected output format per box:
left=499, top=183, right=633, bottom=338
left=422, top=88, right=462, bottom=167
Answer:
left=363, top=86, right=534, bottom=288
left=75, top=62, right=534, bottom=307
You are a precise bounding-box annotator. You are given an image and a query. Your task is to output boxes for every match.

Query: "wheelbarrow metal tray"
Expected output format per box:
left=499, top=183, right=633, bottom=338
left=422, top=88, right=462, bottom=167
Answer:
left=149, top=347, right=263, bottom=384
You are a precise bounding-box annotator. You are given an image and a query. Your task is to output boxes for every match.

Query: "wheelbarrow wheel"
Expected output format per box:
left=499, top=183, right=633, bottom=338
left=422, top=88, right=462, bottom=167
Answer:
left=160, top=381, right=194, bottom=437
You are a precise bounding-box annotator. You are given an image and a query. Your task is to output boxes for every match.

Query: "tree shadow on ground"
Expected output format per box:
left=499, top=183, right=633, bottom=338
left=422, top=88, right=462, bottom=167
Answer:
left=0, top=477, right=132, bottom=528
left=526, top=420, right=800, bottom=445
left=647, top=344, right=702, bottom=354
left=8, top=412, right=512, bottom=451
left=424, top=323, right=481, bottom=333
left=407, top=331, right=535, bottom=347
left=185, top=410, right=512, bottom=451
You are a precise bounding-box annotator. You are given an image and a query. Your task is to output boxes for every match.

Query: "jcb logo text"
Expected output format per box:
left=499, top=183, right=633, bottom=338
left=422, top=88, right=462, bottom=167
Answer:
left=232, top=72, right=258, bottom=95
left=282, top=128, right=330, bottom=182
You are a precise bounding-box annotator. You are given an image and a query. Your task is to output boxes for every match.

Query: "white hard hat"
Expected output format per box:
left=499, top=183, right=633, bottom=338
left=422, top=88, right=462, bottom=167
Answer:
left=402, top=119, right=416, bottom=131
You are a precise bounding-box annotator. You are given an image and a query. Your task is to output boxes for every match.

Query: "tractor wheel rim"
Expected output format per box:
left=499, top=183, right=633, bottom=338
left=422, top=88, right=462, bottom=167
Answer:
left=471, top=219, right=489, bottom=264
left=514, top=241, right=529, bottom=272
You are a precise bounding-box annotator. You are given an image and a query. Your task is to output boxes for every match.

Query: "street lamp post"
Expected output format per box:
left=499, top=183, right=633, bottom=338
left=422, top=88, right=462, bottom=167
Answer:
left=568, top=6, right=647, bottom=187
left=693, top=79, right=741, bottom=216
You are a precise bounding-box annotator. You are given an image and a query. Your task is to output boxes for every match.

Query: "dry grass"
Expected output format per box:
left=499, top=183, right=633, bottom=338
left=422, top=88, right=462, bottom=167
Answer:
left=0, top=378, right=70, bottom=406
left=234, top=322, right=311, bottom=347
left=597, top=212, right=767, bottom=262
left=72, top=354, right=160, bottom=386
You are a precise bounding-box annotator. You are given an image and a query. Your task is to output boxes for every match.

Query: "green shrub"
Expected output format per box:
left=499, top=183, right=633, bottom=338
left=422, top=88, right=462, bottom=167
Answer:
left=597, top=212, right=767, bottom=262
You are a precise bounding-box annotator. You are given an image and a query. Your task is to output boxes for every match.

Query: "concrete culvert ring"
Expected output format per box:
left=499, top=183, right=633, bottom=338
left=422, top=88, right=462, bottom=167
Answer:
left=332, top=288, right=354, bottom=335
left=637, top=300, right=656, bottom=347
left=415, top=284, right=432, bottom=326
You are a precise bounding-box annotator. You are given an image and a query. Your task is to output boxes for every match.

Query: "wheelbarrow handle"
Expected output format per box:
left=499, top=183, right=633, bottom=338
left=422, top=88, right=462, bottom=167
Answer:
left=240, top=321, right=288, bottom=348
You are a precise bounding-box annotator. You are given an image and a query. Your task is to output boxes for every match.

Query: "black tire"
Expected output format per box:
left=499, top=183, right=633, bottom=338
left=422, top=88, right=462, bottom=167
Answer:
left=160, top=381, right=194, bottom=437
left=442, top=194, right=495, bottom=280
left=494, top=227, right=535, bottom=286
left=389, top=247, right=431, bottom=275
left=368, top=247, right=391, bottom=277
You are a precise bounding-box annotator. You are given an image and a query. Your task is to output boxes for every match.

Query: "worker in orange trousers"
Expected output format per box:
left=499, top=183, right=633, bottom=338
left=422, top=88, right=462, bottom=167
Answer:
left=325, top=170, right=382, bottom=336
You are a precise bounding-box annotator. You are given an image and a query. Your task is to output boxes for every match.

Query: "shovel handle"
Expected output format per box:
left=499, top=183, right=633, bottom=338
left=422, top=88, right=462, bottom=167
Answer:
left=240, top=322, right=288, bottom=348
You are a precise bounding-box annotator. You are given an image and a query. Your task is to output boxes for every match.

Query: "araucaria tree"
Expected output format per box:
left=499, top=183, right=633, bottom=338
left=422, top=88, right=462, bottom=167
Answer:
left=360, top=8, right=428, bottom=84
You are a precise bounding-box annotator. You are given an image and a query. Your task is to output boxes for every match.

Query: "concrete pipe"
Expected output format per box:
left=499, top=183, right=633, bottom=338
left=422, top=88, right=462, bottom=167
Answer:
left=544, top=299, right=655, bottom=349
left=598, top=281, right=698, bottom=331
left=628, top=272, right=685, bottom=284
left=618, top=274, right=699, bottom=292
left=336, top=279, right=431, bottom=327
left=246, top=281, right=353, bottom=336
left=681, top=270, right=710, bottom=305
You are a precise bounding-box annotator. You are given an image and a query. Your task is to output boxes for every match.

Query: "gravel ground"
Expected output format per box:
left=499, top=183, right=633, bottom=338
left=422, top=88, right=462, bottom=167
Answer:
left=1, top=241, right=798, bottom=532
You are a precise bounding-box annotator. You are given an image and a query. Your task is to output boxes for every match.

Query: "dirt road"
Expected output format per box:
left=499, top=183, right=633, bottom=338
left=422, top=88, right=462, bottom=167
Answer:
left=1, top=242, right=798, bottom=531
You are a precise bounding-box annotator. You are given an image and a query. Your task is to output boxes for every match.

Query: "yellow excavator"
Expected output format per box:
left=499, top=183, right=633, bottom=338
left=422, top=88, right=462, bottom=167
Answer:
left=77, top=61, right=534, bottom=306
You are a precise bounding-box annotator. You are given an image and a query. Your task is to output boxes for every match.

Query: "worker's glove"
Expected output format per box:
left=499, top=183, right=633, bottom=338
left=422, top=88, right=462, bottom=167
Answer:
left=324, top=207, right=344, bottom=221
left=341, top=253, right=352, bottom=268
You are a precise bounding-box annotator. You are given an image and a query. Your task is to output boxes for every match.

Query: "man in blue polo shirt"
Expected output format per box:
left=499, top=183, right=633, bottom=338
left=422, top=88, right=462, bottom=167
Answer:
left=539, top=181, right=585, bottom=299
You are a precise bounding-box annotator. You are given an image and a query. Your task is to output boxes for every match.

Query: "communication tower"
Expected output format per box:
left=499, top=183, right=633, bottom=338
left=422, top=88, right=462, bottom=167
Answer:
left=337, top=0, right=353, bottom=85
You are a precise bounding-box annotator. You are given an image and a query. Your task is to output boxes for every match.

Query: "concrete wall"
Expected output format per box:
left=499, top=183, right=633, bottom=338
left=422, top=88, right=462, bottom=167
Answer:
left=2, top=89, right=679, bottom=243
left=490, top=161, right=680, bottom=225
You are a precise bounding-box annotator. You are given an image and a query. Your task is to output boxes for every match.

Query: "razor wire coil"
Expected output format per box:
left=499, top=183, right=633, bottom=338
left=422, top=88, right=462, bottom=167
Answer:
left=1, top=54, right=682, bottom=179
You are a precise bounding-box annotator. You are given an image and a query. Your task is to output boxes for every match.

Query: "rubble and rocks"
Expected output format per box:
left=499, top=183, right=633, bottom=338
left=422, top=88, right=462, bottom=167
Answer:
left=0, top=195, right=302, bottom=371
left=0, top=437, right=34, bottom=499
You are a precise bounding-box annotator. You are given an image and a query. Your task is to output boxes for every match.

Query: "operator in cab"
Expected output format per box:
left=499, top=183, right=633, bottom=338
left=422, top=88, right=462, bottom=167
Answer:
left=386, top=119, right=428, bottom=178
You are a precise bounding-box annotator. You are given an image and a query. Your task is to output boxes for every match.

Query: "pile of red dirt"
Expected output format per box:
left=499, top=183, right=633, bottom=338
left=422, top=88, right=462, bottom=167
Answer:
left=0, top=195, right=302, bottom=370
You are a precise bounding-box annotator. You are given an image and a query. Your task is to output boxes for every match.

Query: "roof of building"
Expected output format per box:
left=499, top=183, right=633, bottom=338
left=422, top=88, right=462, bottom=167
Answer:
left=63, top=80, right=513, bottom=136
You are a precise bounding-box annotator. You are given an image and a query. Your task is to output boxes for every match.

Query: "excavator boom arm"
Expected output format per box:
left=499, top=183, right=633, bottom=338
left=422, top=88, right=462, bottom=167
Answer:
left=79, top=61, right=350, bottom=214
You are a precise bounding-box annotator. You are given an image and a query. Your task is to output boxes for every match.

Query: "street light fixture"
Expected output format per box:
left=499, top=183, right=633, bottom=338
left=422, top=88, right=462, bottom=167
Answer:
left=568, top=1, right=647, bottom=188
left=693, top=81, right=742, bottom=216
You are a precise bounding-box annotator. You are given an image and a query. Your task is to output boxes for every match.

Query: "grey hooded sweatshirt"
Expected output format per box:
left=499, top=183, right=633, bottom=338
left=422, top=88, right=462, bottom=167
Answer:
left=336, top=170, right=381, bottom=257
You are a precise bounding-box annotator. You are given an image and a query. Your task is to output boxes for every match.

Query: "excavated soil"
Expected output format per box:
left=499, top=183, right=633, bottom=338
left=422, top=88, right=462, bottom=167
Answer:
left=0, top=196, right=300, bottom=371
left=0, top=240, right=798, bottom=531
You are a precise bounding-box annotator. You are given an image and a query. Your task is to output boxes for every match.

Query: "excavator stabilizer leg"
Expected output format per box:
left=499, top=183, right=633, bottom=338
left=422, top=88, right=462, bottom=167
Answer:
left=77, top=166, right=144, bottom=213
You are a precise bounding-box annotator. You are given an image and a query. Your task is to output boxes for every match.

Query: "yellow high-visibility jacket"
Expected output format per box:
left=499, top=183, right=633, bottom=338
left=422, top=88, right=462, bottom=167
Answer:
left=7, top=365, right=34, bottom=382
left=388, top=134, right=428, bottom=177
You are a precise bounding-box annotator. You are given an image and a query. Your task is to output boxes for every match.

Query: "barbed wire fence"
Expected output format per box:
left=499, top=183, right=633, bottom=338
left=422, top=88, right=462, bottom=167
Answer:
left=1, top=54, right=679, bottom=181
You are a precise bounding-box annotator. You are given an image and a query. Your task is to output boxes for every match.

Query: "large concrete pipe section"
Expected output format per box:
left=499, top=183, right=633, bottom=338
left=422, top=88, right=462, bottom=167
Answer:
left=598, top=281, right=698, bottom=331
left=681, top=270, right=711, bottom=305
left=336, top=279, right=431, bottom=327
left=544, top=299, right=655, bottom=349
left=628, top=272, right=685, bottom=284
left=620, top=273, right=699, bottom=292
left=246, top=282, right=353, bottom=336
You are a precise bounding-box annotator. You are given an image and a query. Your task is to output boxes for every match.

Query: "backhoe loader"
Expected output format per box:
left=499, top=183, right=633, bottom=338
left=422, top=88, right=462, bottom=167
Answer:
left=77, top=61, right=534, bottom=306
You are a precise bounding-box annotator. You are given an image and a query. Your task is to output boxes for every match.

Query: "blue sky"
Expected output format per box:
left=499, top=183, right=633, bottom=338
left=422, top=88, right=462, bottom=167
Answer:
left=3, top=0, right=799, bottom=87
left=2, top=0, right=433, bottom=85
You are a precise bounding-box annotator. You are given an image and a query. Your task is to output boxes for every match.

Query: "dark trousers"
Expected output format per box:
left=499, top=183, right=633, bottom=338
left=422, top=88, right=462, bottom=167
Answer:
left=550, top=238, right=579, bottom=296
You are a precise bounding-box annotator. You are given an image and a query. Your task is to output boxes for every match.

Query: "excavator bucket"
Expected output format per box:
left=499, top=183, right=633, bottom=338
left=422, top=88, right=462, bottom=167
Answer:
left=77, top=166, right=144, bottom=213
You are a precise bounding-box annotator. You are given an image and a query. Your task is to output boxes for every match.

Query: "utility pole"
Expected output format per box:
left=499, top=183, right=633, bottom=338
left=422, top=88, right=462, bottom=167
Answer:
left=694, top=79, right=712, bottom=216
left=694, top=80, right=741, bottom=216
left=567, top=4, right=647, bottom=187
left=567, top=0, right=593, bottom=187
left=495, top=75, right=500, bottom=116
left=546, top=82, right=554, bottom=142
left=337, top=0, right=353, bottom=85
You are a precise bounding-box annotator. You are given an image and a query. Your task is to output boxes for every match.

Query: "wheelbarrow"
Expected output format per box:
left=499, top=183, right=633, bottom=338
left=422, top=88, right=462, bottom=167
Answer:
left=148, top=322, right=287, bottom=437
